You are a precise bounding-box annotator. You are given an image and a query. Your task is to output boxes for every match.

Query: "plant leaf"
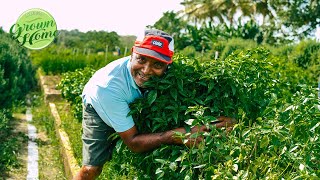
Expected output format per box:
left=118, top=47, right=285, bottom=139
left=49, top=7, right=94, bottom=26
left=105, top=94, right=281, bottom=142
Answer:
left=260, top=135, right=269, bottom=148
left=147, top=90, right=157, bottom=105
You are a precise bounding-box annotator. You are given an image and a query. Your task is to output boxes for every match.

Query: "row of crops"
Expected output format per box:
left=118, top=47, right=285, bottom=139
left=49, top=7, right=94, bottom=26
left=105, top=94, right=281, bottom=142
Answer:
left=58, top=42, right=320, bottom=178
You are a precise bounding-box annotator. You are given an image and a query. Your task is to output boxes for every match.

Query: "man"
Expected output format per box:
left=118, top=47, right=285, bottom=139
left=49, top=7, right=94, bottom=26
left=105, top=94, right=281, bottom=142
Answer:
left=74, top=29, right=235, bottom=179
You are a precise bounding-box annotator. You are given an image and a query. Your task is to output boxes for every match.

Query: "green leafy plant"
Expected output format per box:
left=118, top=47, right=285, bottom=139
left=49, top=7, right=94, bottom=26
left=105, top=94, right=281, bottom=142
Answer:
left=0, top=29, right=36, bottom=109
left=57, top=47, right=319, bottom=179
left=110, top=49, right=319, bottom=179
left=58, top=67, right=96, bottom=121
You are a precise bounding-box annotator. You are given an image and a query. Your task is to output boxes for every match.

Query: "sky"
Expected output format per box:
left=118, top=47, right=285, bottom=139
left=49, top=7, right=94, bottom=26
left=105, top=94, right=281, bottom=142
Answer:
left=0, top=0, right=184, bottom=36
left=0, top=1, right=319, bottom=39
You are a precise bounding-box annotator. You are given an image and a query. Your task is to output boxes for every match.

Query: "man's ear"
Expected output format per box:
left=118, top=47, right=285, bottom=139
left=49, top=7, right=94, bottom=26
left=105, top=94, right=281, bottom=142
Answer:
left=130, top=48, right=134, bottom=62
left=130, top=47, right=137, bottom=61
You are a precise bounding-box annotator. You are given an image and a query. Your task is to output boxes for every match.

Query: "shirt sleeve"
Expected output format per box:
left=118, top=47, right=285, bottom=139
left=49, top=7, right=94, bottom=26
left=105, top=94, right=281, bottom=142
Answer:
left=92, top=86, right=135, bottom=133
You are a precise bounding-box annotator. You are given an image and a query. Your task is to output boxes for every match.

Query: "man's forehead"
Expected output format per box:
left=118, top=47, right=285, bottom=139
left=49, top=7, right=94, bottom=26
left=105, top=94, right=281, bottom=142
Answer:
left=135, top=53, right=166, bottom=64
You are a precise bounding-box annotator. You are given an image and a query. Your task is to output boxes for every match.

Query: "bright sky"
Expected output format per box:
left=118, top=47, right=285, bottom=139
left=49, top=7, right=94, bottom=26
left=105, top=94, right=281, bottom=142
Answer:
left=1, top=1, right=319, bottom=39
left=0, top=0, right=184, bottom=36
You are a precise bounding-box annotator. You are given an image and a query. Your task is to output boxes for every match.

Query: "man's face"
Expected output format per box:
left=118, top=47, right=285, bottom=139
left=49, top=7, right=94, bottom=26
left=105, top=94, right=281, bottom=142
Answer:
left=130, top=53, right=168, bottom=88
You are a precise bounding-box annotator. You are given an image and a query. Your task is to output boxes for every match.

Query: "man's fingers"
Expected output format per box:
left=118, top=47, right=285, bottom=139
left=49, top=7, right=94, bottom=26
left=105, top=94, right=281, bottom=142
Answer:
left=211, top=119, right=235, bottom=129
left=226, top=126, right=233, bottom=132
left=185, top=134, right=204, bottom=147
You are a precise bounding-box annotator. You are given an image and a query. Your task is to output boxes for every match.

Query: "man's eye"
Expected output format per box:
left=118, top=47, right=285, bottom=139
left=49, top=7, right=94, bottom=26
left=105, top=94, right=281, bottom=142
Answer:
left=154, top=63, right=164, bottom=69
left=137, top=57, right=146, bottom=63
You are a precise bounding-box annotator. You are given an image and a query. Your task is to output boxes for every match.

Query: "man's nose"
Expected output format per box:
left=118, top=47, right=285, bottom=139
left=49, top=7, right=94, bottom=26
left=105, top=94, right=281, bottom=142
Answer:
left=141, top=63, right=152, bottom=75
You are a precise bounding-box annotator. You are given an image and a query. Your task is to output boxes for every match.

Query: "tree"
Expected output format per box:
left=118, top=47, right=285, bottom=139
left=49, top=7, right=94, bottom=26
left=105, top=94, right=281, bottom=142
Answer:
left=151, top=11, right=189, bottom=50
left=271, top=0, right=320, bottom=38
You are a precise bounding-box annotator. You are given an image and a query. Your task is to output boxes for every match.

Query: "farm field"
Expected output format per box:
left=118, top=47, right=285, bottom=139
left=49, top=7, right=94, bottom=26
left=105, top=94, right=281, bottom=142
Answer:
left=1, top=1, right=320, bottom=179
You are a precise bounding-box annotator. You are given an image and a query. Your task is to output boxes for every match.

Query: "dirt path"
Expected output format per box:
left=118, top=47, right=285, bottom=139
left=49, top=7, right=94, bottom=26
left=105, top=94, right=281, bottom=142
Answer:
left=6, top=110, right=66, bottom=180
left=6, top=113, right=28, bottom=180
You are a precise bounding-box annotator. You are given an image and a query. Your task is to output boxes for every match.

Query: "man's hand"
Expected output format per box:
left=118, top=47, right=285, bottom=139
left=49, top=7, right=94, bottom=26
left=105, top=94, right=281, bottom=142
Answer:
left=183, top=116, right=236, bottom=147
left=213, top=116, right=236, bottom=132
left=118, top=116, right=236, bottom=152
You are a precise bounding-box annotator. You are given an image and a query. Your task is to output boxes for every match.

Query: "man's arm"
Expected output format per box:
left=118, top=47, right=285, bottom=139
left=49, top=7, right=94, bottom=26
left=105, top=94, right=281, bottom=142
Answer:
left=118, top=126, right=184, bottom=153
left=118, top=116, right=235, bottom=153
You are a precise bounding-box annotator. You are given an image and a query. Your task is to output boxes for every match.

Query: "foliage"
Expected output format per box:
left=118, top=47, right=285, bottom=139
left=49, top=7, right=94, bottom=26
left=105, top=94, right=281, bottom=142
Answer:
left=55, top=29, right=122, bottom=53
left=30, top=93, right=66, bottom=179
left=30, top=44, right=119, bottom=75
left=57, top=46, right=319, bottom=179
left=109, top=49, right=319, bottom=179
left=179, top=38, right=259, bottom=61
left=0, top=28, right=36, bottom=109
left=152, top=11, right=189, bottom=51
left=272, top=0, right=320, bottom=37
left=119, top=35, right=136, bottom=51
left=270, top=40, right=320, bottom=87
left=213, top=38, right=258, bottom=60
left=153, top=12, right=265, bottom=52
left=208, top=20, right=264, bottom=44
left=0, top=109, right=28, bottom=175
left=31, top=28, right=133, bottom=75
left=57, top=67, right=96, bottom=121
left=0, top=110, right=19, bottom=172
left=179, top=0, right=319, bottom=42
left=179, top=46, right=199, bottom=59
left=289, top=40, right=320, bottom=69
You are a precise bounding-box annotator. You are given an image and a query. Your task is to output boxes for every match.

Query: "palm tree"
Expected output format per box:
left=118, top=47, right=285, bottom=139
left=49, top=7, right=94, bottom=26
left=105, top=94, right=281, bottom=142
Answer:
left=181, top=0, right=226, bottom=26
left=181, top=0, right=276, bottom=27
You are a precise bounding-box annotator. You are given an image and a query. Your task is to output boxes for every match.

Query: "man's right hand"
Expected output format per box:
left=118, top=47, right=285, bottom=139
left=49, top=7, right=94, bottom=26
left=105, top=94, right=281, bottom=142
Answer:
left=183, top=116, right=236, bottom=147
left=118, top=116, right=236, bottom=152
left=213, top=116, right=236, bottom=130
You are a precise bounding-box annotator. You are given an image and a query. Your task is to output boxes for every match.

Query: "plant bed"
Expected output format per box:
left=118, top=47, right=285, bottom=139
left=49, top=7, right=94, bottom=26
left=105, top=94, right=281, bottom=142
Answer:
left=57, top=48, right=319, bottom=179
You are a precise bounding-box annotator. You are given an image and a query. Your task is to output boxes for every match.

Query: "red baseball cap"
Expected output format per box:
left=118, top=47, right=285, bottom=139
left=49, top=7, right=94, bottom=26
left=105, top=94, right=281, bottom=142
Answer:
left=132, top=29, right=174, bottom=64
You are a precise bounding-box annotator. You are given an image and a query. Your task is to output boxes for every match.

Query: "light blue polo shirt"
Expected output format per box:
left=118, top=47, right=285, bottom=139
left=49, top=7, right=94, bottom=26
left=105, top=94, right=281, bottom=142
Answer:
left=82, top=56, right=143, bottom=132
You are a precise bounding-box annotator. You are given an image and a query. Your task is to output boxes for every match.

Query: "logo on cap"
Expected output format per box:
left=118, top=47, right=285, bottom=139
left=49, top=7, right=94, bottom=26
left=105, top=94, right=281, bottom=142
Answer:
left=151, top=40, right=163, bottom=48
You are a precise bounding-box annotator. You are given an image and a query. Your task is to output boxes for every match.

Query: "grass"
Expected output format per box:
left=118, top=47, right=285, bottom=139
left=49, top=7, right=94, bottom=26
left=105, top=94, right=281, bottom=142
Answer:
left=55, top=100, right=83, bottom=166
left=30, top=92, right=66, bottom=179
left=0, top=107, right=28, bottom=179
left=55, top=100, right=137, bottom=179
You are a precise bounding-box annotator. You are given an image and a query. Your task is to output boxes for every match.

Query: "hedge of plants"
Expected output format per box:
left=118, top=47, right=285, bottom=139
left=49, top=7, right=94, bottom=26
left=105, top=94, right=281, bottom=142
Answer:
left=57, top=67, right=95, bottom=121
left=0, top=29, right=36, bottom=173
left=58, top=46, right=319, bottom=179
left=0, top=29, right=36, bottom=109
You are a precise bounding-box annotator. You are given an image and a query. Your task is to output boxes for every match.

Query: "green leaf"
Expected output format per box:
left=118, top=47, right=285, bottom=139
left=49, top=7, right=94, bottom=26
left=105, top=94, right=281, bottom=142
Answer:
left=260, top=135, right=269, bottom=148
left=147, top=90, right=157, bottom=105
left=310, top=122, right=320, bottom=132
left=155, top=168, right=164, bottom=178
left=170, top=88, right=178, bottom=101
left=204, top=95, right=214, bottom=103
left=178, top=79, right=184, bottom=91
left=155, top=159, right=167, bottom=164
left=208, top=81, right=214, bottom=93
left=193, top=164, right=206, bottom=169
left=231, top=85, right=236, bottom=95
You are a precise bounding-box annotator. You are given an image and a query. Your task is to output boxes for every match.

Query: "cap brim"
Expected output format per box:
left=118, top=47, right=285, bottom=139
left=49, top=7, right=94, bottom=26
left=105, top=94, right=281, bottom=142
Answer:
left=133, top=46, right=172, bottom=64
